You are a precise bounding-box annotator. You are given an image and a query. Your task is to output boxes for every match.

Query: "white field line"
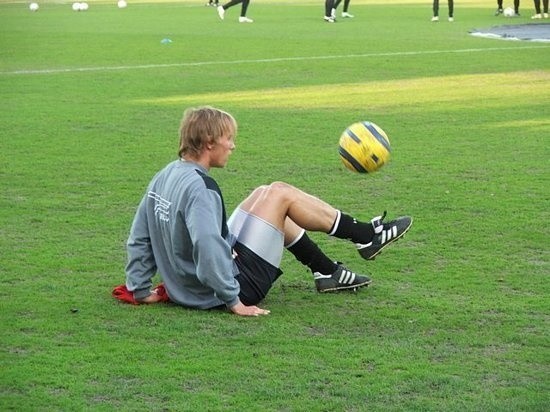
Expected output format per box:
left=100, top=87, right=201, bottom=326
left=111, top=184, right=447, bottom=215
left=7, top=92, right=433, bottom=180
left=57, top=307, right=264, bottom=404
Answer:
left=2, top=45, right=549, bottom=76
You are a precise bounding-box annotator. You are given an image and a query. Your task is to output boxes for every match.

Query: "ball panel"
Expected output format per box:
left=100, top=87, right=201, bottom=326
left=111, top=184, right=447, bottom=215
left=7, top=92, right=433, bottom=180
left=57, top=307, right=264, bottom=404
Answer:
left=338, top=146, right=369, bottom=173
left=344, top=128, right=363, bottom=144
left=362, top=121, right=391, bottom=152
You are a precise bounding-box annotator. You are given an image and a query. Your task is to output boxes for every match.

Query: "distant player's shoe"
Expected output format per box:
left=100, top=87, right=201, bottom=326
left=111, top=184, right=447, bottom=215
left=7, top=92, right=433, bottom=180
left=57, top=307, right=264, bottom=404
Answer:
left=495, top=8, right=503, bottom=15
left=239, top=16, right=253, bottom=23
left=448, top=16, right=454, bottom=22
left=544, top=13, right=549, bottom=18
left=324, top=16, right=335, bottom=23
left=431, top=16, right=439, bottom=21
left=314, top=263, right=372, bottom=293
left=357, top=212, right=413, bottom=260
left=342, top=12, right=354, bottom=18
left=217, top=5, right=225, bottom=20
left=531, top=13, right=542, bottom=19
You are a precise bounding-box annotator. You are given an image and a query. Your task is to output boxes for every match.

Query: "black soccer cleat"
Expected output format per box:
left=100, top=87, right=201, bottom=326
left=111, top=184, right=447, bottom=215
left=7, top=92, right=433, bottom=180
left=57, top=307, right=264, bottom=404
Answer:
left=314, top=263, right=372, bottom=293
left=357, top=212, right=413, bottom=260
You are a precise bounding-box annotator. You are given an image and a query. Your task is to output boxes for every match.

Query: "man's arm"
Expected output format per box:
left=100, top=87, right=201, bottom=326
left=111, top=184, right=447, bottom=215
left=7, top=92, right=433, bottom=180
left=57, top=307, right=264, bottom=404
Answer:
left=186, top=189, right=241, bottom=305
left=125, top=195, right=157, bottom=301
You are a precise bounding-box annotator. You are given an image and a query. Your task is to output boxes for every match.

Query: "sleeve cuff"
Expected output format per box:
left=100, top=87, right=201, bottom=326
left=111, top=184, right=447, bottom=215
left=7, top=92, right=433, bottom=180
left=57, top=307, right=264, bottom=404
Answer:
left=133, top=288, right=151, bottom=301
left=225, top=296, right=240, bottom=308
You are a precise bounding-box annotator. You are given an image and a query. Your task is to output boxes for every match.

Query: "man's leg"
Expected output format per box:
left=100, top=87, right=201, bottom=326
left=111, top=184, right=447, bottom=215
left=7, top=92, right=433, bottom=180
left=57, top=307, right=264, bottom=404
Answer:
left=285, top=220, right=336, bottom=276
left=231, top=188, right=372, bottom=292
left=236, top=182, right=349, bottom=235
left=236, top=182, right=412, bottom=260
left=284, top=218, right=372, bottom=292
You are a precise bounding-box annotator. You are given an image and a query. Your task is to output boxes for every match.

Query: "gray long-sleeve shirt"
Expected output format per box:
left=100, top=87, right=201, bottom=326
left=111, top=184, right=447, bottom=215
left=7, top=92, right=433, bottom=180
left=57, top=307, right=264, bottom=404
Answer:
left=125, top=160, right=240, bottom=309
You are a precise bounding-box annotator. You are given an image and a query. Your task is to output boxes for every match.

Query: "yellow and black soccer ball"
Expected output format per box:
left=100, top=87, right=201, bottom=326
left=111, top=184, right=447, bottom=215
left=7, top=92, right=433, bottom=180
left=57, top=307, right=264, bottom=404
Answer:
left=338, top=121, right=391, bottom=173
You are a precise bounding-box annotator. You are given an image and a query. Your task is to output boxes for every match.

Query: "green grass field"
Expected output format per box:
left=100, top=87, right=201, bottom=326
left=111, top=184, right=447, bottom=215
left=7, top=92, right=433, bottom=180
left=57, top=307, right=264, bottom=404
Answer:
left=1, top=0, right=549, bottom=410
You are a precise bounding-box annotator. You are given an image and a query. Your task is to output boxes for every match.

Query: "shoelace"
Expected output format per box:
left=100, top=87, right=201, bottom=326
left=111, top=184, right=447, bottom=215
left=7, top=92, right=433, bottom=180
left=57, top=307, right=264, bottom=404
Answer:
left=372, top=210, right=387, bottom=234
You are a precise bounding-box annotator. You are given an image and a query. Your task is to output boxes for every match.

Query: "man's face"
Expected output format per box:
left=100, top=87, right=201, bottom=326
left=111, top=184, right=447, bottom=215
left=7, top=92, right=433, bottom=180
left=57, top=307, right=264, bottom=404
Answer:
left=209, top=133, right=236, bottom=168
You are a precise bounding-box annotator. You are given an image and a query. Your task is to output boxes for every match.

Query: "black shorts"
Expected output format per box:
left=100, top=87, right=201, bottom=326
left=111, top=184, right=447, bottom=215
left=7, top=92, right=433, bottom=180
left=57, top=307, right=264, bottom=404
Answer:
left=234, top=241, right=283, bottom=306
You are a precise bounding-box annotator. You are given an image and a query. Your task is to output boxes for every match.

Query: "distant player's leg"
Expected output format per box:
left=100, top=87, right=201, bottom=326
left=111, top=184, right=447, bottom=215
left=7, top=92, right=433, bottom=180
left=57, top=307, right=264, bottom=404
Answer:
left=495, top=0, right=503, bottom=15
left=222, top=0, right=243, bottom=9
left=217, top=0, right=243, bottom=19
left=343, top=0, right=351, bottom=13
left=432, top=0, right=440, bottom=20
left=240, top=0, right=249, bottom=16
left=535, top=0, right=541, bottom=13
left=236, top=0, right=253, bottom=22
left=433, top=0, right=439, bottom=17
left=325, top=0, right=335, bottom=20
left=341, top=0, right=353, bottom=17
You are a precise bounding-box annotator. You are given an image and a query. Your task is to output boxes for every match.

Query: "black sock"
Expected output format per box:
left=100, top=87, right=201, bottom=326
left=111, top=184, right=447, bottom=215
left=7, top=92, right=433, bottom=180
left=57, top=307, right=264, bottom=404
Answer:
left=329, top=211, right=374, bottom=244
left=287, top=232, right=337, bottom=276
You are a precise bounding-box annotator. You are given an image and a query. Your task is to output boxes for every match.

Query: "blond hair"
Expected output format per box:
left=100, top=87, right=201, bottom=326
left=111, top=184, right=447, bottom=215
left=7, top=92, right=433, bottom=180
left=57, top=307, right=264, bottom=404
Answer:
left=178, top=106, right=237, bottom=159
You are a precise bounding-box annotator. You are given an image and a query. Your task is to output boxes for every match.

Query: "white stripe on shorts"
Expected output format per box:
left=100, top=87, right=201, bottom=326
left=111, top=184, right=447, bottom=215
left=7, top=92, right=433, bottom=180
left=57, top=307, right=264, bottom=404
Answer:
left=227, top=208, right=284, bottom=268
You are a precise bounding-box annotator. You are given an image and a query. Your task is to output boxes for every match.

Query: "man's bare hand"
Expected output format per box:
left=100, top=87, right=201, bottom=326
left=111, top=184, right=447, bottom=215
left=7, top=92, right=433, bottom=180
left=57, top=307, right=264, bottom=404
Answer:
left=229, top=301, right=270, bottom=317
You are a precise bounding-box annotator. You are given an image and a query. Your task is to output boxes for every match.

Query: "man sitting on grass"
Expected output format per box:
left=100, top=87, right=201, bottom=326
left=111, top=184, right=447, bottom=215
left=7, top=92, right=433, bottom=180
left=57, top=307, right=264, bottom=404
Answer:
left=121, top=106, right=412, bottom=316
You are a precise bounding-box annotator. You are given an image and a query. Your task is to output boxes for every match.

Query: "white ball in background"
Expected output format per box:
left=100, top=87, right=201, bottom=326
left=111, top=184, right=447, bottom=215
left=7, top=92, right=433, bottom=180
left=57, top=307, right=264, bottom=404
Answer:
left=29, top=2, right=39, bottom=11
left=117, top=0, right=127, bottom=8
left=80, top=2, right=88, bottom=10
left=72, top=2, right=81, bottom=11
left=503, top=7, right=515, bottom=17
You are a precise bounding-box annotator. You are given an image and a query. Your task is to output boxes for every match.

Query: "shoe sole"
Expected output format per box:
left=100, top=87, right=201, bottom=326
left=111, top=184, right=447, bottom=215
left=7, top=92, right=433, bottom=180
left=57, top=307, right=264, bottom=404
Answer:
left=359, top=217, right=413, bottom=260
left=317, top=279, right=372, bottom=293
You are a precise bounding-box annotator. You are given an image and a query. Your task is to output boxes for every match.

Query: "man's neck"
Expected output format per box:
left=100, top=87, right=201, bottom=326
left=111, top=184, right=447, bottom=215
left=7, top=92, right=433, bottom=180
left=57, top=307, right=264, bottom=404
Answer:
left=181, top=155, right=210, bottom=171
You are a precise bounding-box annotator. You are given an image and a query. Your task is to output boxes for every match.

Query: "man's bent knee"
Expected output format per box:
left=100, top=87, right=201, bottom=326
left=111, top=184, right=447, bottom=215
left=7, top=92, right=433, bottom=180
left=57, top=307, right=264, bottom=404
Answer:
left=263, top=181, right=294, bottom=200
